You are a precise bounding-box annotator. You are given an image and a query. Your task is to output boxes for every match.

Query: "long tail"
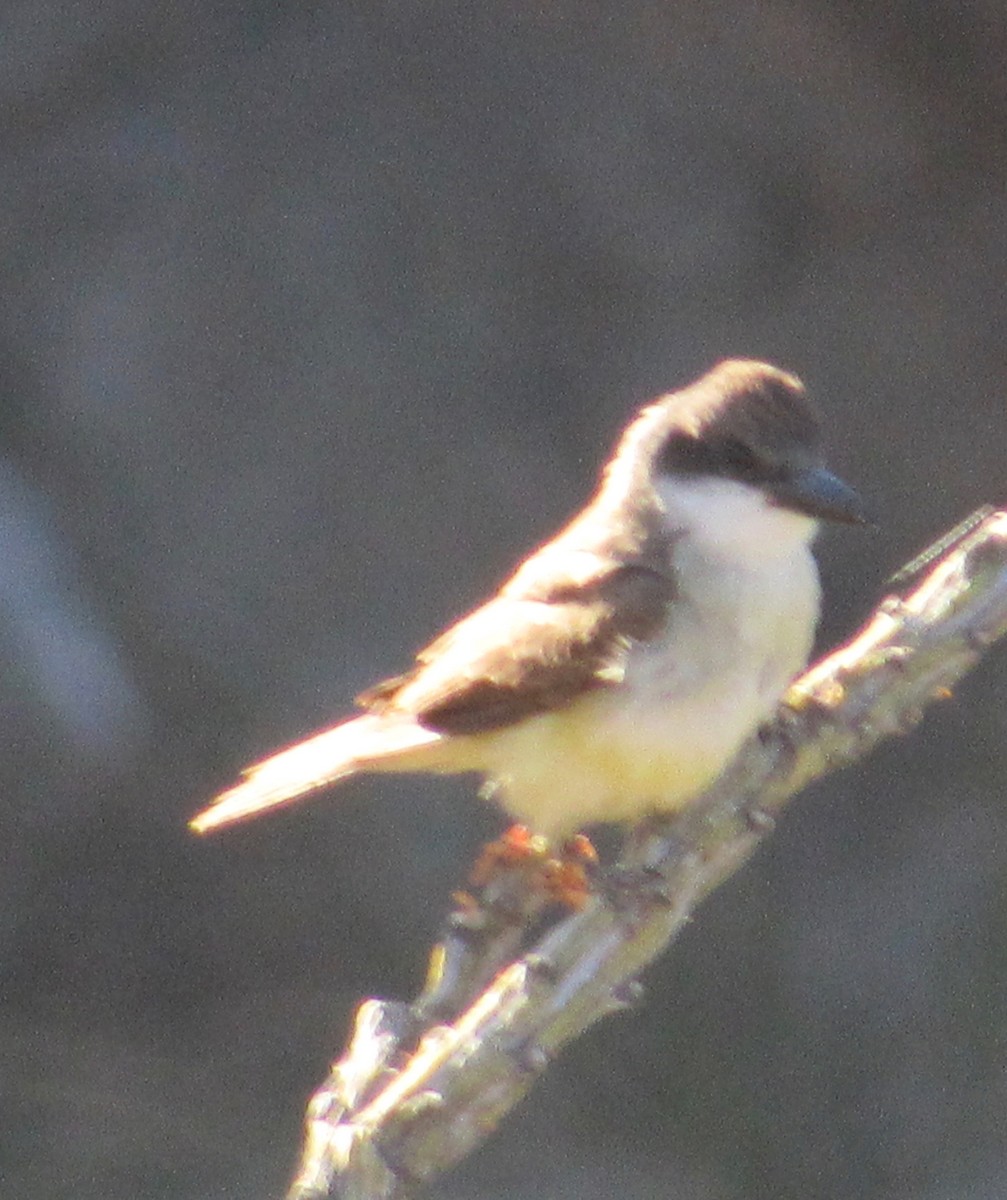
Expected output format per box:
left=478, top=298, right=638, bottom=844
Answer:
left=189, top=714, right=445, bottom=834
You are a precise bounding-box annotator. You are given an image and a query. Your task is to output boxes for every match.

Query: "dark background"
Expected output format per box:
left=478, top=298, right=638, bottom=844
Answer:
left=4, top=3, right=1007, bottom=1198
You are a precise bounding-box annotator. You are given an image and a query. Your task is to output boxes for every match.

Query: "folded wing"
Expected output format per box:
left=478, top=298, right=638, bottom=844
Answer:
left=191, top=558, right=675, bottom=833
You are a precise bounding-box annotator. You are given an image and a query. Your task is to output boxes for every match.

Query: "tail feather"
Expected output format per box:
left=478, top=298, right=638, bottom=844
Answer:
left=189, top=715, right=444, bottom=834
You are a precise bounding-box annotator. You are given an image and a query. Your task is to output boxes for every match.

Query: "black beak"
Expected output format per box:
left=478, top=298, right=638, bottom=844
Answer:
left=770, top=466, right=871, bottom=525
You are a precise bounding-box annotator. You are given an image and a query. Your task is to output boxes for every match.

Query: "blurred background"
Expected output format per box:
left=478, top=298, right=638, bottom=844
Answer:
left=3, top=3, right=1006, bottom=1197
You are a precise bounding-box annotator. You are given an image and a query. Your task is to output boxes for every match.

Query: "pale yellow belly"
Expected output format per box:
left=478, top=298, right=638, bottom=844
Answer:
left=474, top=675, right=774, bottom=839
left=428, top=539, right=817, bottom=840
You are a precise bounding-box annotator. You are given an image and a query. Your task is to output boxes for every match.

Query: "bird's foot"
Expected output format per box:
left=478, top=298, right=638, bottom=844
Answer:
left=465, top=825, right=599, bottom=911
left=467, top=824, right=548, bottom=887
left=541, top=833, right=599, bottom=910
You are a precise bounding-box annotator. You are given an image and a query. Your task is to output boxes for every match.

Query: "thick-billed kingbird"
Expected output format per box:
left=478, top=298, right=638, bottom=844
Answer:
left=191, top=359, right=866, bottom=842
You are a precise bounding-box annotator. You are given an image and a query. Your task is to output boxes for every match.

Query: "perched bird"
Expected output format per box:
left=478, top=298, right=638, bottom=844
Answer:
left=190, top=360, right=866, bottom=844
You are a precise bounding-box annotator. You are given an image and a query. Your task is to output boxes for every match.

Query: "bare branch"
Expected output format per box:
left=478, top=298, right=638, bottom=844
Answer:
left=287, top=508, right=1007, bottom=1200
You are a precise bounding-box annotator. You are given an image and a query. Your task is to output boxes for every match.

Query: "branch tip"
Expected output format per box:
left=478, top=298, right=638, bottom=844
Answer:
left=284, top=506, right=1007, bottom=1197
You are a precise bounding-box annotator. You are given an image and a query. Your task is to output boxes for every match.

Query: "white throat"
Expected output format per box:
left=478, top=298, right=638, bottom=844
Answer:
left=477, top=469, right=824, bottom=839
left=654, top=473, right=818, bottom=566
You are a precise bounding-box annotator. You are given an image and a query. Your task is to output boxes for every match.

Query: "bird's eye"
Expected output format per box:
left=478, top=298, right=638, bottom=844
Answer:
left=717, top=438, right=763, bottom=480
left=660, top=434, right=715, bottom=474
left=660, top=434, right=770, bottom=482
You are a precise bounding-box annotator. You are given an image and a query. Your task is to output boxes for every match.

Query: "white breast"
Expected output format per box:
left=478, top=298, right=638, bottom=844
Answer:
left=478, top=477, right=821, bottom=838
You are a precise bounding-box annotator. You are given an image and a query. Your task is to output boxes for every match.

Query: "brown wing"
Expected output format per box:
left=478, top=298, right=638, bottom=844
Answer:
left=356, top=562, right=675, bottom=736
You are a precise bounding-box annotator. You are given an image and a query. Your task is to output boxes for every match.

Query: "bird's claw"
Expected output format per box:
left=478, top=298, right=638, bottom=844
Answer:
left=467, top=825, right=600, bottom=911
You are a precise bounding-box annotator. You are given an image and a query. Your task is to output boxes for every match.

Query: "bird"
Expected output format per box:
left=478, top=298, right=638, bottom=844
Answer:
left=190, top=359, right=866, bottom=847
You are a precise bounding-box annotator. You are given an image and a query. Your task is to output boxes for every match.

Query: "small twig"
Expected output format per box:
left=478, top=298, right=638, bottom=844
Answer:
left=287, top=507, right=1007, bottom=1199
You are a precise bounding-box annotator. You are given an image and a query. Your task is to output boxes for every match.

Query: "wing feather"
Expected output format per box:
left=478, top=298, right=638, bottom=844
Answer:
left=357, top=561, right=675, bottom=735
